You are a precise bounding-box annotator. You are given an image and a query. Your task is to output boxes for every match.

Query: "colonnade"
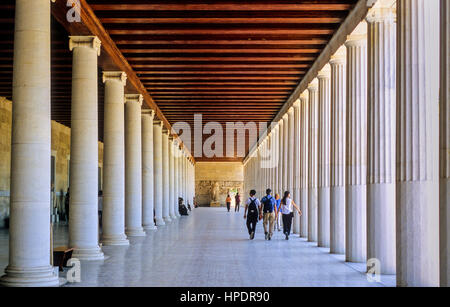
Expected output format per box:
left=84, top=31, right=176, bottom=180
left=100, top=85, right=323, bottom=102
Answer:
left=244, top=0, right=449, bottom=287
left=0, top=0, right=195, bottom=287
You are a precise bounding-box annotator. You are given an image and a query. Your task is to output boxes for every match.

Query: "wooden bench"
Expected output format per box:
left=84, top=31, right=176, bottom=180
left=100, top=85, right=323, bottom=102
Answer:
left=53, top=247, right=74, bottom=272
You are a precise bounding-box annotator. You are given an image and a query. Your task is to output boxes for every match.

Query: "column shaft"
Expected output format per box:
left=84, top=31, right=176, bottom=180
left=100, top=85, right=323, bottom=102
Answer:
left=300, top=92, right=309, bottom=238
left=293, top=102, right=301, bottom=235
left=396, top=0, right=440, bottom=286
left=169, top=137, right=177, bottom=219
left=162, top=130, right=171, bottom=223
left=318, top=65, right=331, bottom=248
left=366, top=5, right=397, bottom=274
left=330, top=47, right=347, bottom=255
left=142, top=110, right=157, bottom=231
left=0, top=0, right=59, bottom=286
left=278, top=120, right=284, bottom=196
left=68, top=36, right=104, bottom=260
left=125, top=94, right=145, bottom=237
left=101, top=72, right=129, bottom=245
left=345, top=23, right=368, bottom=263
left=153, top=121, right=165, bottom=226
left=308, top=80, right=319, bottom=243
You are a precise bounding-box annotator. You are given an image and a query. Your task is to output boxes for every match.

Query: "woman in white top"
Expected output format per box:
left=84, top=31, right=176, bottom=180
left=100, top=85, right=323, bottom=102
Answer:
left=280, top=191, right=302, bottom=240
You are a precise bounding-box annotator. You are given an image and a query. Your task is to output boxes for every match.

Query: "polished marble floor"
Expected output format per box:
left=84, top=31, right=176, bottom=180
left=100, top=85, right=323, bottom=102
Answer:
left=0, top=207, right=396, bottom=287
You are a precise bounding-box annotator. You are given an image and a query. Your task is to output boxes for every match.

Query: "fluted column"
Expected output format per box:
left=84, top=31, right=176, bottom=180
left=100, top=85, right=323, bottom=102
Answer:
left=345, top=22, right=368, bottom=263
left=101, top=71, right=129, bottom=245
left=318, top=64, right=331, bottom=248
left=441, top=0, right=450, bottom=287
left=142, top=109, right=157, bottom=231
left=308, top=79, right=319, bottom=243
left=174, top=141, right=181, bottom=217
left=278, top=119, right=284, bottom=196
left=396, top=0, right=440, bottom=287
left=169, top=136, right=177, bottom=220
left=153, top=120, right=165, bottom=226
left=0, top=0, right=59, bottom=287
left=162, top=128, right=171, bottom=223
left=125, top=94, right=145, bottom=237
left=293, top=101, right=301, bottom=235
left=366, top=3, right=396, bottom=274
left=330, top=46, right=346, bottom=255
left=299, top=91, right=309, bottom=238
left=68, top=36, right=104, bottom=260
left=283, top=114, right=289, bottom=193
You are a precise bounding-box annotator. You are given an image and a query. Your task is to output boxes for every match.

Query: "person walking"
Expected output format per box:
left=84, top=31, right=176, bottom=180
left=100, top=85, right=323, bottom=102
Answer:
left=280, top=191, right=302, bottom=240
left=235, top=193, right=241, bottom=212
left=274, top=193, right=282, bottom=232
left=226, top=194, right=232, bottom=212
left=243, top=190, right=260, bottom=240
left=260, top=189, right=277, bottom=240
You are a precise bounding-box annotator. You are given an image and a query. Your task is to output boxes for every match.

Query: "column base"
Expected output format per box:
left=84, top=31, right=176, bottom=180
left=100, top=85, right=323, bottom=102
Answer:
left=0, top=265, right=59, bottom=287
left=72, top=246, right=105, bottom=261
left=143, top=224, right=157, bottom=231
left=170, top=214, right=177, bottom=220
left=125, top=227, right=146, bottom=237
left=101, top=234, right=130, bottom=246
left=163, top=216, right=172, bottom=223
left=155, top=218, right=166, bottom=226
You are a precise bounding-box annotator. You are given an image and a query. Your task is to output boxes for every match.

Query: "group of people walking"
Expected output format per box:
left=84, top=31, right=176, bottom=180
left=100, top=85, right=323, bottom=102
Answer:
left=243, top=189, right=302, bottom=241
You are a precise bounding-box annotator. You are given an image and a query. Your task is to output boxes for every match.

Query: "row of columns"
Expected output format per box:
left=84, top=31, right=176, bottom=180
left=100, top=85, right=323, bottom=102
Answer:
left=0, top=0, right=195, bottom=287
left=244, top=0, right=449, bottom=287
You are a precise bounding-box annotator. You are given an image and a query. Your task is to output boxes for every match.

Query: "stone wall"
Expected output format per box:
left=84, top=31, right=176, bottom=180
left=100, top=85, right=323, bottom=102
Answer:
left=0, top=97, right=104, bottom=228
left=195, top=162, right=244, bottom=207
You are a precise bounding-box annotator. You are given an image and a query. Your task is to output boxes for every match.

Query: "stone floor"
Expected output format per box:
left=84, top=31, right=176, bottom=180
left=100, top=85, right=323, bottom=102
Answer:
left=0, top=207, right=396, bottom=287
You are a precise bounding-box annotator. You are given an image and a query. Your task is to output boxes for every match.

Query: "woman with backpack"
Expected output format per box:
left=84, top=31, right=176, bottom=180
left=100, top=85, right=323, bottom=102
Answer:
left=280, top=191, right=302, bottom=240
left=243, top=190, right=261, bottom=240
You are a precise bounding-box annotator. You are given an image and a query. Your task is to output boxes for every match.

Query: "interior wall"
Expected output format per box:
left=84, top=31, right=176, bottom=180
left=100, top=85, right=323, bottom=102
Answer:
left=195, top=162, right=244, bottom=207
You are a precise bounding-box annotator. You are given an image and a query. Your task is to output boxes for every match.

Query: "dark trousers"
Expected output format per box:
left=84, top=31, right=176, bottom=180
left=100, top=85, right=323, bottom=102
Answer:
left=246, top=213, right=258, bottom=235
left=235, top=203, right=240, bottom=212
left=226, top=202, right=231, bottom=212
left=282, top=212, right=294, bottom=236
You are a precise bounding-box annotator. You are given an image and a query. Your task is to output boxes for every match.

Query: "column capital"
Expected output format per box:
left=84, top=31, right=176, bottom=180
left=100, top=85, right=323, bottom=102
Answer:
left=125, top=94, right=143, bottom=106
left=330, top=46, right=347, bottom=66
left=69, top=36, right=101, bottom=56
left=288, top=106, right=295, bottom=114
left=308, top=78, right=319, bottom=92
left=300, top=90, right=309, bottom=103
left=162, top=127, right=169, bottom=135
left=345, top=21, right=368, bottom=47
left=317, top=64, right=331, bottom=80
left=293, top=99, right=301, bottom=109
left=366, top=0, right=396, bottom=23
left=142, top=109, right=155, bottom=119
left=153, top=119, right=163, bottom=128
left=102, top=71, right=127, bottom=86
left=282, top=113, right=289, bottom=120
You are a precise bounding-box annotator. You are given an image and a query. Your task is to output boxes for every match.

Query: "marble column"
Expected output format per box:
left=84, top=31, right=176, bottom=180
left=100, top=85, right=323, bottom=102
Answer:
left=169, top=136, right=177, bottom=220
left=396, top=0, right=440, bottom=287
left=287, top=108, right=296, bottom=232
left=142, top=109, right=157, bottom=231
left=153, top=120, right=165, bottom=226
left=162, top=128, right=172, bottom=223
left=366, top=3, right=396, bottom=274
left=283, top=114, right=289, bottom=193
left=68, top=36, right=104, bottom=260
left=308, top=79, right=319, bottom=243
left=101, top=71, right=129, bottom=245
left=0, top=0, right=59, bottom=287
left=300, top=91, right=309, bottom=238
left=330, top=46, right=347, bottom=255
left=293, top=101, right=301, bottom=235
left=345, top=22, right=368, bottom=263
left=440, top=0, right=450, bottom=287
left=317, top=64, right=331, bottom=248
left=278, top=119, right=284, bottom=196
left=174, top=141, right=181, bottom=217
left=125, top=94, right=146, bottom=237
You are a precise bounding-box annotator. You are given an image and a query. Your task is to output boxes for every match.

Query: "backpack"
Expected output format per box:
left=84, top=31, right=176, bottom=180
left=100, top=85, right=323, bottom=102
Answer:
left=248, top=198, right=258, bottom=215
left=262, top=196, right=274, bottom=213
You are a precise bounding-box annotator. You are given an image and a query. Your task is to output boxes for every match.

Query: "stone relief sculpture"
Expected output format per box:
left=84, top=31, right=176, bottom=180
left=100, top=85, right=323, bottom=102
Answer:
left=210, top=181, right=220, bottom=202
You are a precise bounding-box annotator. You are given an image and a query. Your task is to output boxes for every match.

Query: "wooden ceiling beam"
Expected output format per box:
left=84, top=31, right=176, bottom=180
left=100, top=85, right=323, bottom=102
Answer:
left=100, top=17, right=343, bottom=24
left=89, top=4, right=354, bottom=11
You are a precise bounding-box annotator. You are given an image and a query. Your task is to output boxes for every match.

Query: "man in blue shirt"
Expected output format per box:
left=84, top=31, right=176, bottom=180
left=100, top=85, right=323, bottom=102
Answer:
left=260, top=189, right=277, bottom=240
left=274, top=193, right=282, bottom=232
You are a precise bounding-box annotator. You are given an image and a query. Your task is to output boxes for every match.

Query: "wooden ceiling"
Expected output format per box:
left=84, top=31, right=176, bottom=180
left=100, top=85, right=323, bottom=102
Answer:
left=0, top=0, right=357, bottom=162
